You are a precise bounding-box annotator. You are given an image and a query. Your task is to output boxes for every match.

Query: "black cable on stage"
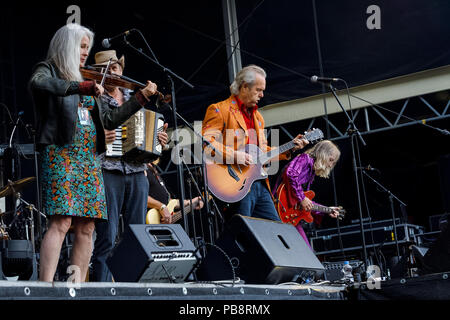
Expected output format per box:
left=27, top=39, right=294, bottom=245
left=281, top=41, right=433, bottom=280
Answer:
left=190, top=240, right=237, bottom=287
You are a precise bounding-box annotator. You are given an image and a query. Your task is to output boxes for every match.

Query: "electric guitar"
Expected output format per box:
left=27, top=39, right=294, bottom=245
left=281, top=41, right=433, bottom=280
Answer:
left=275, top=184, right=345, bottom=225
left=146, top=196, right=210, bottom=224
left=205, top=128, right=324, bottom=203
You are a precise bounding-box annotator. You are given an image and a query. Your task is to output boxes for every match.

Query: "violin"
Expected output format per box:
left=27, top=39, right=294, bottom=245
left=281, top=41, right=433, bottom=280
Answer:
left=80, top=66, right=171, bottom=103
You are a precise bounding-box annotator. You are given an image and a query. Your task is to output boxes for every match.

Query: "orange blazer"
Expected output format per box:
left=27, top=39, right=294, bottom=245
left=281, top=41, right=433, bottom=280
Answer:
left=202, top=95, right=291, bottom=192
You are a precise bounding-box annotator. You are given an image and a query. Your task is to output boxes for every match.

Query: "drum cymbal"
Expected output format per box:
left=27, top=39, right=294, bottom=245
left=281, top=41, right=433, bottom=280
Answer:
left=0, top=177, right=36, bottom=198
left=0, top=209, right=14, bottom=217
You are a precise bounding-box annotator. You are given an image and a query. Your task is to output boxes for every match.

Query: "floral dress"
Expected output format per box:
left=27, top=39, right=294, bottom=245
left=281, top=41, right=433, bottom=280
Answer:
left=40, top=96, right=107, bottom=220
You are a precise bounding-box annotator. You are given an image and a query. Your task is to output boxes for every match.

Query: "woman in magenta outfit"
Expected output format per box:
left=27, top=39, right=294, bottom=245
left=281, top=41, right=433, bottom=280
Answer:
left=274, top=140, right=342, bottom=249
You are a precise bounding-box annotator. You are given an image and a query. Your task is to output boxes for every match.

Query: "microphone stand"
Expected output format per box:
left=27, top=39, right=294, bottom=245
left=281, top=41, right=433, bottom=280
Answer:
left=186, top=177, right=198, bottom=248
left=122, top=31, right=230, bottom=245
left=7, top=188, right=46, bottom=256
left=124, top=30, right=226, bottom=243
left=28, top=124, right=44, bottom=245
left=182, top=161, right=206, bottom=257
left=165, top=107, right=224, bottom=244
left=4, top=112, right=22, bottom=212
left=359, top=169, right=407, bottom=262
left=122, top=35, right=194, bottom=234
left=328, top=82, right=369, bottom=274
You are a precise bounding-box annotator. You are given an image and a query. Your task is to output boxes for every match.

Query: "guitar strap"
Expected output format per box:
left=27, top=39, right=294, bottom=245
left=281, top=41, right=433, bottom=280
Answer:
left=272, top=162, right=290, bottom=202
left=148, top=164, right=171, bottom=201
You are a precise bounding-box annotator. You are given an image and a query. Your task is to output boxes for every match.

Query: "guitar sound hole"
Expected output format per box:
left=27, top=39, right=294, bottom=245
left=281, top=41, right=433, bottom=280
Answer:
left=227, top=165, right=240, bottom=182
left=238, top=179, right=247, bottom=191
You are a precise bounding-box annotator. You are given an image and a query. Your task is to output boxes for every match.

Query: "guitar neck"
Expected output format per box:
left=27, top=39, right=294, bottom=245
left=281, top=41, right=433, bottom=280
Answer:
left=261, top=141, right=295, bottom=164
left=260, top=129, right=323, bottom=164
left=171, top=203, right=193, bottom=223
left=311, top=204, right=333, bottom=214
left=172, top=211, right=182, bottom=223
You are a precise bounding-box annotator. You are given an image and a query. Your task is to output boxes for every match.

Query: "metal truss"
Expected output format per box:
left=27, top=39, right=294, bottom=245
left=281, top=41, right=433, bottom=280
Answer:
left=267, top=94, right=450, bottom=141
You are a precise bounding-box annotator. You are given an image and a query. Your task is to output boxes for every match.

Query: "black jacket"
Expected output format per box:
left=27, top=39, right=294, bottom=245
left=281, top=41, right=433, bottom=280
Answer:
left=29, top=61, right=144, bottom=154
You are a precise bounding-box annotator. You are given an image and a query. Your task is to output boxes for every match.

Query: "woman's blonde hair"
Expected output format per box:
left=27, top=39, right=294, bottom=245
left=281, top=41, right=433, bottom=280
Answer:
left=305, top=140, right=340, bottom=178
left=46, top=23, right=94, bottom=81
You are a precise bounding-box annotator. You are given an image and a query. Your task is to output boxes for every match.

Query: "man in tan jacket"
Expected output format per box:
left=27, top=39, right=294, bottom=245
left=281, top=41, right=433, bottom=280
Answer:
left=202, top=65, right=307, bottom=221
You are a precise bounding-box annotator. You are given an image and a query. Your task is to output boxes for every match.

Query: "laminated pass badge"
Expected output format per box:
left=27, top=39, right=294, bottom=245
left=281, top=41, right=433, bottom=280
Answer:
left=78, top=96, right=93, bottom=125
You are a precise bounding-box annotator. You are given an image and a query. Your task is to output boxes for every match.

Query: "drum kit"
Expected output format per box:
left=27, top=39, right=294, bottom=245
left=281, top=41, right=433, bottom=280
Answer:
left=0, top=177, right=46, bottom=250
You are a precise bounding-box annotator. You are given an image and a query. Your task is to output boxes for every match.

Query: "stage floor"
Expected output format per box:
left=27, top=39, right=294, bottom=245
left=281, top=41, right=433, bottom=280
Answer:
left=2, top=272, right=448, bottom=301
left=0, top=279, right=346, bottom=300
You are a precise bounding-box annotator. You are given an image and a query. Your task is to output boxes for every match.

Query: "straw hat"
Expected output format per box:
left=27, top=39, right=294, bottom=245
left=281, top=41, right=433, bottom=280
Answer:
left=93, top=50, right=125, bottom=70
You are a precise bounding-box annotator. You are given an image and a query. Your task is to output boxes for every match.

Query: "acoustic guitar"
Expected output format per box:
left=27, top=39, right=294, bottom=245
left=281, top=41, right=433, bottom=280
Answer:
left=146, top=196, right=210, bottom=224
left=205, top=128, right=324, bottom=203
left=275, top=183, right=345, bottom=225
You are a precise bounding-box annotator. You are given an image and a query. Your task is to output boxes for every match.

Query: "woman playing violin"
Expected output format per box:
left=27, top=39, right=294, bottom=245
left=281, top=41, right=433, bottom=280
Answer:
left=29, top=23, right=163, bottom=283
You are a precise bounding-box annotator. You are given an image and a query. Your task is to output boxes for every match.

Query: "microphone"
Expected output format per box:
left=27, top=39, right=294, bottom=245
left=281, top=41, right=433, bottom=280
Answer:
left=357, top=165, right=380, bottom=173
left=102, top=29, right=134, bottom=48
left=310, top=75, right=340, bottom=84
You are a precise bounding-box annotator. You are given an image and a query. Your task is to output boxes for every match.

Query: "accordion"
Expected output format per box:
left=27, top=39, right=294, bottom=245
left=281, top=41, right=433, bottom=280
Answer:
left=106, top=109, right=164, bottom=163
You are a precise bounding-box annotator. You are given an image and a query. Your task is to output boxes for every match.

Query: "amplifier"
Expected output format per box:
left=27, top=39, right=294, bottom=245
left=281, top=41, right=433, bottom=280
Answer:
left=311, top=223, right=424, bottom=255
left=196, top=215, right=325, bottom=284
left=313, top=218, right=402, bottom=237
left=322, top=260, right=364, bottom=282
left=107, top=224, right=200, bottom=283
left=139, top=252, right=198, bottom=283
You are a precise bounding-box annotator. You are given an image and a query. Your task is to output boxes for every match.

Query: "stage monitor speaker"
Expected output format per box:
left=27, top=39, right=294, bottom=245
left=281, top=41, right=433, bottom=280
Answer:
left=0, top=240, right=37, bottom=280
left=196, top=215, right=325, bottom=284
left=106, top=224, right=200, bottom=283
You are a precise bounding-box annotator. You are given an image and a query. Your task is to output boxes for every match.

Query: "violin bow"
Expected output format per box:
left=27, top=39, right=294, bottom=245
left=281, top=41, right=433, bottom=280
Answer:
left=100, top=58, right=113, bottom=87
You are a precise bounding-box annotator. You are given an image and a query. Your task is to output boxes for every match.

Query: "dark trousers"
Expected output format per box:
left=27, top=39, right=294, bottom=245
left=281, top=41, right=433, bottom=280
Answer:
left=236, top=180, right=281, bottom=222
left=91, top=169, right=149, bottom=282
